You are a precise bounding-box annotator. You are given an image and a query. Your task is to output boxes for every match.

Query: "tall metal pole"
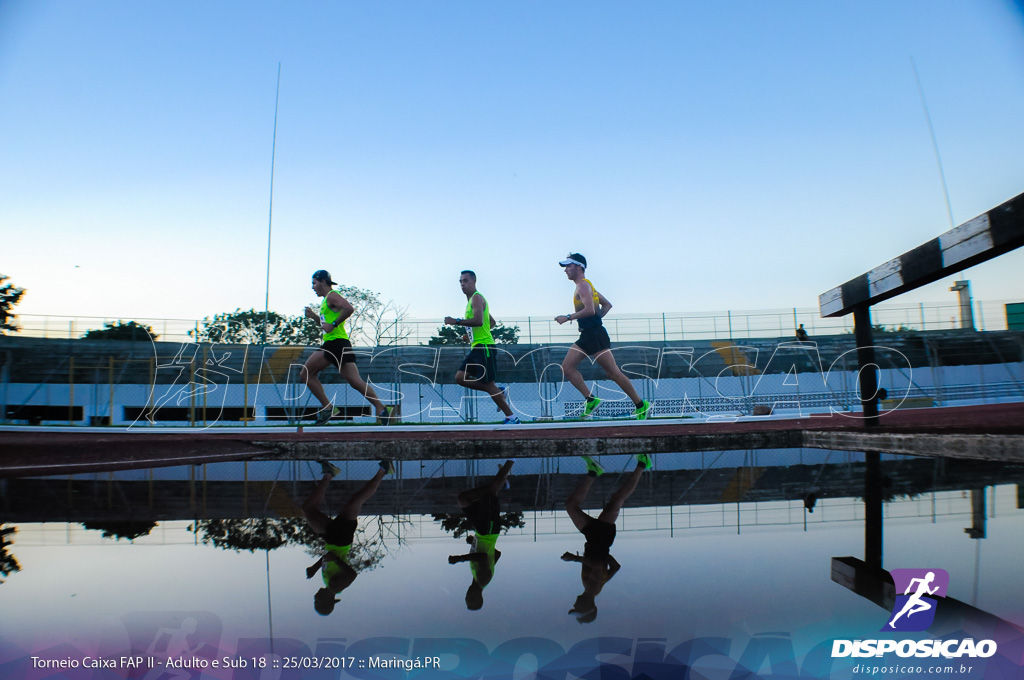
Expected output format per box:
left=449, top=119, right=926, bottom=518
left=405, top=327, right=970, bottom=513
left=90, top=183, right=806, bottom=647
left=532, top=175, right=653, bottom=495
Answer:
left=911, top=57, right=955, bottom=232
left=263, top=64, right=282, bottom=345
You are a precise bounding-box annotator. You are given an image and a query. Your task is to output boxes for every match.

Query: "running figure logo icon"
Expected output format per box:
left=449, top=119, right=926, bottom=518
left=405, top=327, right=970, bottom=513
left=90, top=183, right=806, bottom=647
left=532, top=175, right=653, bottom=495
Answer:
left=884, top=568, right=949, bottom=632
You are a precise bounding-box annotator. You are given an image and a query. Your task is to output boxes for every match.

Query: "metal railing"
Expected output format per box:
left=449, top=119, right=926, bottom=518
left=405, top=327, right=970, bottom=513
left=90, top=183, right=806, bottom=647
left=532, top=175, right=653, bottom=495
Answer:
left=6, top=299, right=1021, bottom=345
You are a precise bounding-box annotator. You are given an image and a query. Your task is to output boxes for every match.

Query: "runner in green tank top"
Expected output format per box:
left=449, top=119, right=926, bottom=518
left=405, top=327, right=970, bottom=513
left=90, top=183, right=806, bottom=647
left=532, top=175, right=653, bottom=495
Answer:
left=301, top=270, right=393, bottom=426
left=448, top=459, right=515, bottom=610
left=443, top=270, right=519, bottom=424
left=301, top=458, right=396, bottom=615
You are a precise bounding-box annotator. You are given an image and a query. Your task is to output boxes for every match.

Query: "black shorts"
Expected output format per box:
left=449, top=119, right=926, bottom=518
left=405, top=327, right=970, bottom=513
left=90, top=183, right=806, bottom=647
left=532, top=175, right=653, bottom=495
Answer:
left=324, top=517, right=358, bottom=546
left=582, top=519, right=616, bottom=558
left=459, top=345, right=498, bottom=384
left=574, top=326, right=611, bottom=356
left=465, top=493, right=501, bottom=536
left=320, top=338, right=357, bottom=366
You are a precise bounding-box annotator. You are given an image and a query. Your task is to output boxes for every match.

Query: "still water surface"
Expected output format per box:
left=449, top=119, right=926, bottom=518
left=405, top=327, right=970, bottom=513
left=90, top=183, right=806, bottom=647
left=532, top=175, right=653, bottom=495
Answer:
left=2, top=450, right=1022, bottom=679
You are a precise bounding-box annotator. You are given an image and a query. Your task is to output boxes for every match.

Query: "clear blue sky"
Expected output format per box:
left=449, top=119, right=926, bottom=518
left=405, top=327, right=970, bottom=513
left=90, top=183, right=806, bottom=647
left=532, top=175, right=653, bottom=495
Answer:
left=3, top=1, right=1023, bottom=324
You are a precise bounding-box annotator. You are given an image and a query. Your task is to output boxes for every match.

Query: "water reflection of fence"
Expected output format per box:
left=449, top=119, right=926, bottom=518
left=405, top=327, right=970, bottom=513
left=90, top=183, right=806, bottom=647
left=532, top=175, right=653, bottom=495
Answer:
left=12, top=486, right=1011, bottom=548
left=12, top=298, right=1023, bottom=345
left=7, top=452, right=1020, bottom=541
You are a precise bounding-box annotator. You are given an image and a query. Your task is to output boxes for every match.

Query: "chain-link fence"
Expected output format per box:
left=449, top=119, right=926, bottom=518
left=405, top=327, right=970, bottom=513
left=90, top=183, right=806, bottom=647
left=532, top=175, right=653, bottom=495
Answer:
left=9, top=298, right=1024, bottom=345
left=2, top=325, right=1022, bottom=426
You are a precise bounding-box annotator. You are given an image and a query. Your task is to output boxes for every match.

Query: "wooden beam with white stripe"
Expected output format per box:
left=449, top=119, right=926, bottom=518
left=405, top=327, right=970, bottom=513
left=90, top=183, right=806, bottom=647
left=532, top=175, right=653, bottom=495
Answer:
left=819, top=192, right=1024, bottom=318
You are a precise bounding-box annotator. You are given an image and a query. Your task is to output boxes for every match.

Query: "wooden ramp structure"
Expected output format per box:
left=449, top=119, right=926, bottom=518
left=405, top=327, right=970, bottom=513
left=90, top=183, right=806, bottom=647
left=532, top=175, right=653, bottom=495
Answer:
left=1, top=402, right=1022, bottom=478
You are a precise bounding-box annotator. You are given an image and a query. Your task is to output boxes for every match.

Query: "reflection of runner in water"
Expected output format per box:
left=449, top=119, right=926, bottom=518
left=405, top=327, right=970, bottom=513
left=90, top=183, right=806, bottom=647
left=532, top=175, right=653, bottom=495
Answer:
left=561, top=454, right=651, bottom=622
left=448, top=460, right=515, bottom=610
left=143, top=617, right=201, bottom=680
left=302, top=460, right=395, bottom=615
left=889, top=571, right=939, bottom=627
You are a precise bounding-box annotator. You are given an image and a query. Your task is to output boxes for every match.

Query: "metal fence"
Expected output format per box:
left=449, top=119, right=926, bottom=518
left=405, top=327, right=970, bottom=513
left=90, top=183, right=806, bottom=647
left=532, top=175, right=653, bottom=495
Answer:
left=2, top=331, right=1023, bottom=426
left=9, top=299, right=1022, bottom=345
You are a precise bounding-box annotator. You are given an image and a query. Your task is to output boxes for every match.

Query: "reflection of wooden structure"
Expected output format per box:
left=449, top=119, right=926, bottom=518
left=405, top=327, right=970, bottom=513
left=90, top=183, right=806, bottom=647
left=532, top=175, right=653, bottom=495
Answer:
left=2, top=402, right=1023, bottom=478
left=2, top=458, right=1020, bottom=524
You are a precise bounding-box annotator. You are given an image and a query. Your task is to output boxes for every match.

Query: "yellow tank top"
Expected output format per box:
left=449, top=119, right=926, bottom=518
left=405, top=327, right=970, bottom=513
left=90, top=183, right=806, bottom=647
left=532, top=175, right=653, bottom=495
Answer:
left=320, top=295, right=349, bottom=341
left=572, top=278, right=600, bottom=310
left=572, top=278, right=603, bottom=330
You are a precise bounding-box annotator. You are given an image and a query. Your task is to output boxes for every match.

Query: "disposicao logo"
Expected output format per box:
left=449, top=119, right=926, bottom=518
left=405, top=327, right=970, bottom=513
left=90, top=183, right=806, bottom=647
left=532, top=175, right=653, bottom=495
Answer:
left=831, top=567, right=998, bottom=660
left=883, top=568, right=949, bottom=632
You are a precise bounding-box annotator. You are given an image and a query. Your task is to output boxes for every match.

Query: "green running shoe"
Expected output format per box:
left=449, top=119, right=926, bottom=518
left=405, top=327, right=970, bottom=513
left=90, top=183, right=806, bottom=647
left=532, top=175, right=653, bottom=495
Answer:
left=582, top=396, right=602, bottom=418
left=635, top=400, right=652, bottom=421
left=319, top=460, right=341, bottom=478
left=635, top=453, right=653, bottom=470
left=377, top=405, right=393, bottom=426
left=379, top=460, right=396, bottom=475
left=581, top=455, right=604, bottom=476
left=315, top=406, right=340, bottom=425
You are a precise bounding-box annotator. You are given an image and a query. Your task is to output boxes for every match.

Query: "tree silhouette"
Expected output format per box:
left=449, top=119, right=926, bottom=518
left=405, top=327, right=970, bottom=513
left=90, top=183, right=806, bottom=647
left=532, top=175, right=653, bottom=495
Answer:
left=432, top=510, right=525, bottom=539
left=82, top=320, right=159, bottom=341
left=191, top=309, right=318, bottom=346
left=0, top=525, right=22, bottom=584
left=80, top=520, right=158, bottom=541
left=428, top=324, right=520, bottom=345
left=192, top=286, right=410, bottom=347
left=0, top=275, right=26, bottom=334
left=191, top=516, right=406, bottom=574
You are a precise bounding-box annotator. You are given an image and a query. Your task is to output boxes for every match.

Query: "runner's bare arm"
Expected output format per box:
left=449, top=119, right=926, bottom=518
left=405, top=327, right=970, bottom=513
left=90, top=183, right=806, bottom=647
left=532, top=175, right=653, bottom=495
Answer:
left=327, top=292, right=354, bottom=319
left=445, top=295, right=486, bottom=327
left=556, top=281, right=596, bottom=325
left=465, top=294, right=486, bottom=327
left=317, top=292, right=354, bottom=334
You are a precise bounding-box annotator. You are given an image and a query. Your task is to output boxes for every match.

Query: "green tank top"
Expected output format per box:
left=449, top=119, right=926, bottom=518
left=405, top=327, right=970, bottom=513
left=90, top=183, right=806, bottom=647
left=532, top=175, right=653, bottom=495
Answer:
left=320, top=295, right=349, bottom=341
left=469, top=533, right=499, bottom=587
left=465, top=292, right=494, bottom=346
left=322, top=543, right=352, bottom=587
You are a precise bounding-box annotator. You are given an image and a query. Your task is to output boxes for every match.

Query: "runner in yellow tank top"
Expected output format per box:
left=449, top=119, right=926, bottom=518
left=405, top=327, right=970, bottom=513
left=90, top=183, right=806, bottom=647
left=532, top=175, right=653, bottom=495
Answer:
left=443, top=270, right=519, bottom=424
left=301, top=270, right=393, bottom=426
left=554, top=253, right=651, bottom=420
left=562, top=453, right=651, bottom=623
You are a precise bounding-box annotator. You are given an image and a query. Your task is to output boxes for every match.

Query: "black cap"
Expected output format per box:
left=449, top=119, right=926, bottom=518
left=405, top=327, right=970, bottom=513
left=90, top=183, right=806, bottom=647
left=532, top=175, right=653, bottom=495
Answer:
left=312, top=270, right=338, bottom=286
left=559, top=253, right=587, bottom=269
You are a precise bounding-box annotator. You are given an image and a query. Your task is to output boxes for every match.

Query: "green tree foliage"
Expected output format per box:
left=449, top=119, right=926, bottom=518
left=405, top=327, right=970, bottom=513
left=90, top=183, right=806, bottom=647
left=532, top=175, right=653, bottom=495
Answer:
left=432, top=510, right=526, bottom=539
left=428, top=325, right=468, bottom=346
left=428, top=324, right=520, bottom=345
left=0, top=275, right=26, bottom=334
left=491, top=325, right=519, bottom=344
left=80, top=520, right=158, bottom=541
left=191, top=309, right=318, bottom=345
left=335, top=285, right=411, bottom=346
left=193, top=517, right=317, bottom=552
left=192, top=287, right=410, bottom=346
left=82, top=320, right=159, bottom=341
left=192, top=517, right=390, bottom=573
left=0, top=525, right=21, bottom=585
